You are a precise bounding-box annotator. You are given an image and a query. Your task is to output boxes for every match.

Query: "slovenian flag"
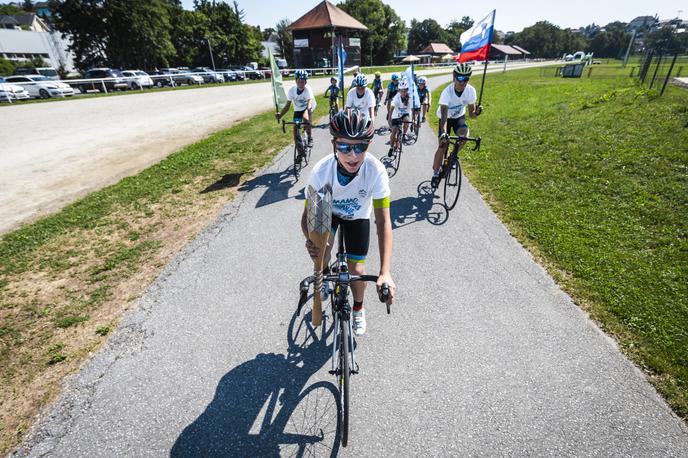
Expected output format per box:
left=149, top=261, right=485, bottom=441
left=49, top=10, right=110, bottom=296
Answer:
left=458, top=10, right=496, bottom=63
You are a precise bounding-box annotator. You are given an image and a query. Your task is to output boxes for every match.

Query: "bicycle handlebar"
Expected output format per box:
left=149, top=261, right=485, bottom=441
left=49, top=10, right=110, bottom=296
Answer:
left=282, top=119, right=311, bottom=134
left=446, top=135, right=481, bottom=151
left=299, top=274, right=391, bottom=313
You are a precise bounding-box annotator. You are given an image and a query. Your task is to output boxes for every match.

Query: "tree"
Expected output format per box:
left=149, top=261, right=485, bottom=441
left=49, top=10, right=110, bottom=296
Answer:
left=588, top=24, right=630, bottom=58
left=507, top=21, right=569, bottom=58
left=0, top=4, right=22, bottom=14
left=23, top=0, right=34, bottom=12
left=445, top=16, right=473, bottom=52
left=0, top=57, right=15, bottom=76
left=646, top=26, right=688, bottom=55
left=338, top=0, right=406, bottom=65
left=275, top=18, right=293, bottom=64
left=407, top=18, right=448, bottom=54
left=261, top=27, right=276, bottom=41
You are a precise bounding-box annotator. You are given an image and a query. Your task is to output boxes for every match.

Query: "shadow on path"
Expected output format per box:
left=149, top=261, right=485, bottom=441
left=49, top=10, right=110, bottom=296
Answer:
left=171, top=308, right=340, bottom=457
left=237, top=169, right=300, bottom=208
left=390, top=180, right=448, bottom=229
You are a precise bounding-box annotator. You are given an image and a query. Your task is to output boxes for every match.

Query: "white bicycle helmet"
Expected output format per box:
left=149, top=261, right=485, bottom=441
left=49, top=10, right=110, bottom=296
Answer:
left=398, top=80, right=409, bottom=90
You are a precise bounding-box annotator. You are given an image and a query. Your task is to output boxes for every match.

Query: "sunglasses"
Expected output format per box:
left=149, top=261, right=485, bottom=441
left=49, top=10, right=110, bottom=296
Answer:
left=456, top=76, right=470, bottom=82
left=336, top=142, right=369, bottom=155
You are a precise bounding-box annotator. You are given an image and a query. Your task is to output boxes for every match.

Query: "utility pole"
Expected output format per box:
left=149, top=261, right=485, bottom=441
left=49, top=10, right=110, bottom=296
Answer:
left=622, top=30, right=636, bottom=68
left=207, top=38, right=216, bottom=71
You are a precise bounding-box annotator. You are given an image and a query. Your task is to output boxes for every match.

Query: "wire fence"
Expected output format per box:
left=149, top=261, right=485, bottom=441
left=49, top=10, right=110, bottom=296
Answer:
left=637, top=52, right=687, bottom=95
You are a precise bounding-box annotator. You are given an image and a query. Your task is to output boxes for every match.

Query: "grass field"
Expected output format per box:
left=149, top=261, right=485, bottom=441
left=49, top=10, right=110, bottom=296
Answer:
left=0, top=92, right=330, bottom=454
left=428, top=64, right=688, bottom=419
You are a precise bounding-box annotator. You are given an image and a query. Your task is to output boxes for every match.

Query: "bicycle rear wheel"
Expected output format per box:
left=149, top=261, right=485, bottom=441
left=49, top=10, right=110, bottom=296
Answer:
left=443, top=155, right=462, bottom=210
left=338, top=316, right=350, bottom=447
left=293, top=142, right=303, bottom=179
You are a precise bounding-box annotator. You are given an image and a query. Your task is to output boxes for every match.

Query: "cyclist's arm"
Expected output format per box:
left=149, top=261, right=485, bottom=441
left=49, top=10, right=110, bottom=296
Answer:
left=438, top=105, right=448, bottom=135
left=325, top=87, right=331, bottom=97
left=468, top=103, right=482, bottom=118
left=276, top=100, right=292, bottom=120
left=373, top=203, right=395, bottom=303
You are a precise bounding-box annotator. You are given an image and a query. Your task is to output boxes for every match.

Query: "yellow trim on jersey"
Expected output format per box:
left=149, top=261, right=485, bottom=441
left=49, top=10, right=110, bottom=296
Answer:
left=373, top=196, right=390, bottom=209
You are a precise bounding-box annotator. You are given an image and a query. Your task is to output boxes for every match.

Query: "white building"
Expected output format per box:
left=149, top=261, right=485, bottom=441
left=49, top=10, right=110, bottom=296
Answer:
left=0, top=27, right=75, bottom=72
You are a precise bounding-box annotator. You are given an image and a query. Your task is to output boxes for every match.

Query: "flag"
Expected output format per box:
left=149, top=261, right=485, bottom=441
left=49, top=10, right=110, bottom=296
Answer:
left=402, top=64, right=420, bottom=109
left=458, top=10, right=496, bottom=62
left=338, top=40, right=347, bottom=95
left=269, top=48, right=287, bottom=112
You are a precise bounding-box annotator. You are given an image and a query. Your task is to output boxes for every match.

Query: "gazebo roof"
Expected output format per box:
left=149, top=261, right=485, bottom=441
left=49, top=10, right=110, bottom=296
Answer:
left=420, top=43, right=455, bottom=54
left=511, top=45, right=531, bottom=55
left=491, top=44, right=522, bottom=55
left=287, top=0, right=368, bottom=31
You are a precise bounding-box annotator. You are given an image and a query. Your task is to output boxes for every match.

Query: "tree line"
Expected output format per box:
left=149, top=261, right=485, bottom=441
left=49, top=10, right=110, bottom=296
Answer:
left=48, top=0, right=264, bottom=71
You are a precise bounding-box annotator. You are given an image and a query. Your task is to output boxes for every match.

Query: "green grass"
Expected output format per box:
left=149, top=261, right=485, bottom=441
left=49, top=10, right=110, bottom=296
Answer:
left=0, top=89, right=331, bottom=454
left=428, top=66, right=688, bottom=419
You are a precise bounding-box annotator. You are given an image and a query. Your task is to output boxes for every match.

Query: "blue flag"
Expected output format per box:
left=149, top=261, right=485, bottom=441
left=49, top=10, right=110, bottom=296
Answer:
left=338, top=42, right=347, bottom=95
left=403, top=64, right=421, bottom=109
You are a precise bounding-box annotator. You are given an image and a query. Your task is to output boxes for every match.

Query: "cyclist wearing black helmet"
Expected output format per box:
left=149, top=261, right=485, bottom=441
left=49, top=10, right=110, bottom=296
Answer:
left=301, top=108, right=396, bottom=336
left=431, top=63, right=483, bottom=188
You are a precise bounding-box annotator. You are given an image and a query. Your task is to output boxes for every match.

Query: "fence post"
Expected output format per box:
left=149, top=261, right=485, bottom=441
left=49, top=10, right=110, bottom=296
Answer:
left=101, top=79, right=108, bottom=94
left=660, top=54, right=679, bottom=96
left=639, top=50, right=653, bottom=84
left=677, top=66, right=684, bottom=78
left=629, top=67, right=636, bottom=78
left=587, top=67, right=593, bottom=78
left=649, top=54, right=663, bottom=89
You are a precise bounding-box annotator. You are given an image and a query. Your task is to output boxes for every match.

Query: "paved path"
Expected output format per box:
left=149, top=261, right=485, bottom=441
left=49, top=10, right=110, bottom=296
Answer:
left=0, top=61, right=548, bottom=234
left=14, top=73, right=688, bottom=457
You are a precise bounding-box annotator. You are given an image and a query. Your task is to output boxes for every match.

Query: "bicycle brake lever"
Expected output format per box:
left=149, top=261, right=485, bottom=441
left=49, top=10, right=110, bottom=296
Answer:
left=378, top=282, right=390, bottom=310
left=281, top=120, right=286, bottom=134
left=474, top=137, right=481, bottom=151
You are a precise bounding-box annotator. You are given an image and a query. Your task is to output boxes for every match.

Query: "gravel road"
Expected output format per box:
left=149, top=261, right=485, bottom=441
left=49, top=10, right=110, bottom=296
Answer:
left=0, top=62, right=543, bottom=234
left=13, top=72, right=688, bottom=457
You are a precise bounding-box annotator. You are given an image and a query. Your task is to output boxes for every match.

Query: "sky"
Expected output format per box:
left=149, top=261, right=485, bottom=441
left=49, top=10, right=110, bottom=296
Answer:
left=180, top=0, right=684, bottom=33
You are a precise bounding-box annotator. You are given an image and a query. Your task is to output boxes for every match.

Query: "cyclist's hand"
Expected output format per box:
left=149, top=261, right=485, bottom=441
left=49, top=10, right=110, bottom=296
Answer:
left=305, top=238, right=320, bottom=260
left=439, top=132, right=449, bottom=145
left=275, top=112, right=281, bottom=121
left=376, top=273, right=395, bottom=305
left=475, top=105, right=483, bottom=116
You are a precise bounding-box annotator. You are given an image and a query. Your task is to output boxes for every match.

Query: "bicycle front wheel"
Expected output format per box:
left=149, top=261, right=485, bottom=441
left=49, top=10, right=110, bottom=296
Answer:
left=443, top=156, right=462, bottom=210
left=339, top=316, right=350, bottom=447
left=293, top=144, right=302, bottom=179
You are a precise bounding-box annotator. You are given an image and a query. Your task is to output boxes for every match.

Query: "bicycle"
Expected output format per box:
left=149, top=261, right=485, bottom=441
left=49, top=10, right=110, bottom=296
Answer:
left=431, top=135, right=481, bottom=210
left=296, top=228, right=391, bottom=448
left=386, top=120, right=414, bottom=175
left=282, top=120, right=312, bottom=180
left=327, top=98, right=338, bottom=121
left=409, top=108, right=422, bottom=142
left=373, top=90, right=383, bottom=117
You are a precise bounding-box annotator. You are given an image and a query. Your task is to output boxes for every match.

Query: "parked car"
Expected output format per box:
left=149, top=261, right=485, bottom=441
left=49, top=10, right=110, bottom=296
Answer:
left=0, top=77, right=31, bottom=101
left=160, top=68, right=203, bottom=86
left=148, top=70, right=176, bottom=87
left=12, top=66, right=60, bottom=80
left=69, top=68, right=128, bottom=93
left=121, top=70, right=154, bottom=90
left=215, top=69, right=238, bottom=82
left=4, top=75, right=74, bottom=98
left=189, top=67, right=225, bottom=83
left=239, top=65, right=264, bottom=80
left=258, top=67, right=272, bottom=79
left=227, top=65, right=247, bottom=81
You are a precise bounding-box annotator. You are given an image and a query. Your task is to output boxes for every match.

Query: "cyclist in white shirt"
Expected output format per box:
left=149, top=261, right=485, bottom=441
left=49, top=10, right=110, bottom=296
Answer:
left=345, top=74, right=376, bottom=123
left=302, top=108, right=396, bottom=335
left=431, top=63, right=482, bottom=188
left=387, top=79, right=412, bottom=156
left=276, top=70, right=317, bottom=149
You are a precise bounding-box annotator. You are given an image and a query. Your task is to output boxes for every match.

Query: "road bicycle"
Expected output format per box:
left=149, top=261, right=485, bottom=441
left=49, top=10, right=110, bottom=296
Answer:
left=373, top=89, right=383, bottom=117
left=386, top=120, right=415, bottom=176
left=431, top=135, right=481, bottom=210
left=409, top=108, right=422, bottom=142
left=327, top=98, right=338, bottom=121
left=282, top=120, right=312, bottom=180
left=296, top=228, right=390, bottom=448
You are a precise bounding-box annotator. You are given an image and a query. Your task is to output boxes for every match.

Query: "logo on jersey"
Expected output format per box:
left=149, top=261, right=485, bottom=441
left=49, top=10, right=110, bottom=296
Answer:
left=334, top=198, right=361, bottom=218
left=358, top=189, right=367, bottom=198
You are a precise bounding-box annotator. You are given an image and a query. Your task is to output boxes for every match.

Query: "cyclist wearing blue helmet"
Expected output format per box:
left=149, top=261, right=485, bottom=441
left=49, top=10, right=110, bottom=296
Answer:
left=385, top=73, right=400, bottom=125
left=345, top=73, right=376, bottom=123
left=276, top=69, right=316, bottom=148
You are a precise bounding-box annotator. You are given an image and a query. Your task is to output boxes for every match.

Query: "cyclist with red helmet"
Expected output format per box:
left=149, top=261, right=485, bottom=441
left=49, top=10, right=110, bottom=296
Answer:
left=301, top=108, right=396, bottom=335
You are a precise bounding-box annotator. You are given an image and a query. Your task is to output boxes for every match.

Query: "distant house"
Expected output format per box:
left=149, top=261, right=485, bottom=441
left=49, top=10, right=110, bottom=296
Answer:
left=420, top=43, right=454, bottom=57
left=0, top=13, right=51, bottom=32
left=627, top=16, right=656, bottom=32
left=287, top=0, right=367, bottom=69
left=489, top=44, right=523, bottom=61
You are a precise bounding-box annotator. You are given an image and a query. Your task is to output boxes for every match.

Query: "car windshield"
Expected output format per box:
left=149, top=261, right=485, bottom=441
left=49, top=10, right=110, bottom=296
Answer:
left=111, top=70, right=124, bottom=77
left=38, top=69, right=58, bottom=77
left=135, top=71, right=147, bottom=76
left=29, top=76, right=51, bottom=81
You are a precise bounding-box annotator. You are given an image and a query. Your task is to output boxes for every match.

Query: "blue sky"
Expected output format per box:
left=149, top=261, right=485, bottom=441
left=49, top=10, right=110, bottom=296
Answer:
left=180, top=0, right=684, bottom=33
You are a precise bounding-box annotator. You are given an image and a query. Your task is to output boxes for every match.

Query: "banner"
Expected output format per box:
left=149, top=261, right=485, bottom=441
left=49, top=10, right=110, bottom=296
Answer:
left=458, top=10, right=496, bottom=62
left=269, top=49, right=287, bottom=112
left=337, top=40, right=347, bottom=96
left=402, top=64, right=420, bottom=109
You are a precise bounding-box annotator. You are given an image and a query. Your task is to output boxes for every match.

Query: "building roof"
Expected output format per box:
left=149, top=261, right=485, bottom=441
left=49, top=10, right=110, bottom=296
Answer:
left=287, top=1, right=367, bottom=31
left=491, top=44, right=522, bottom=55
left=511, top=45, right=530, bottom=55
left=420, top=43, right=454, bottom=54
left=0, top=13, right=37, bottom=27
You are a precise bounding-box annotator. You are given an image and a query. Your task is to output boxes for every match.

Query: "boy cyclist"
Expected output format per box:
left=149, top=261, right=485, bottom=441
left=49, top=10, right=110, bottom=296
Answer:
left=372, top=71, right=384, bottom=116
left=345, top=74, right=376, bottom=123
left=302, top=108, right=396, bottom=335
left=415, top=76, right=431, bottom=123
left=384, top=73, right=400, bottom=125
left=431, top=63, right=482, bottom=188
left=388, top=79, right=412, bottom=156
left=276, top=70, right=316, bottom=150
left=324, top=76, right=340, bottom=113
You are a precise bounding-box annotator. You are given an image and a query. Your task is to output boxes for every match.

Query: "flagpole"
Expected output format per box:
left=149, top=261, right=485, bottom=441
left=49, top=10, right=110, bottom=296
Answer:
left=269, top=50, right=279, bottom=121
left=477, top=10, right=496, bottom=107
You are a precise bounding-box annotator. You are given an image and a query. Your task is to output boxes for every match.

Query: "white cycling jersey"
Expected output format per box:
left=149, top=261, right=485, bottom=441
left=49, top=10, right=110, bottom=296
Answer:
left=288, top=84, right=316, bottom=112
left=345, top=87, right=376, bottom=114
left=436, top=83, right=476, bottom=119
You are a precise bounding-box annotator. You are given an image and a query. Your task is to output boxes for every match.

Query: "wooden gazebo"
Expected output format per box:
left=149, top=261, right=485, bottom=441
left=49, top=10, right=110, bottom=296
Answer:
left=287, top=0, right=368, bottom=69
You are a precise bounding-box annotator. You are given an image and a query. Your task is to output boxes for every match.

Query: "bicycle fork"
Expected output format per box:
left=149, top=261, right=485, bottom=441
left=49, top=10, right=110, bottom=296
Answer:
left=330, top=308, right=358, bottom=376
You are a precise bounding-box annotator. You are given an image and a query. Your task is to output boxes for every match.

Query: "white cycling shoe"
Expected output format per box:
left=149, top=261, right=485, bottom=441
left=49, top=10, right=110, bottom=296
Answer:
left=352, top=308, right=366, bottom=336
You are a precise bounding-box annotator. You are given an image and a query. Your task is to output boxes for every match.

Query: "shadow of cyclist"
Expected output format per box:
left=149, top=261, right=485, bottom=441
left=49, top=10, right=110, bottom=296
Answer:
left=238, top=169, right=298, bottom=208
left=390, top=180, right=448, bottom=229
left=171, top=310, right=340, bottom=457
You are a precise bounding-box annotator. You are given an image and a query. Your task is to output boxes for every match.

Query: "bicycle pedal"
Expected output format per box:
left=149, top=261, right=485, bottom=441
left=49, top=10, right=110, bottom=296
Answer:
left=328, top=369, right=338, bottom=375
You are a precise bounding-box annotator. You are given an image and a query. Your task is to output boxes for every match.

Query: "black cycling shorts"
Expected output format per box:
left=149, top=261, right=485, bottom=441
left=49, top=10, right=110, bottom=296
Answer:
left=293, top=110, right=311, bottom=122
left=331, top=216, right=370, bottom=263
left=439, top=116, right=468, bottom=137
left=391, top=114, right=410, bottom=127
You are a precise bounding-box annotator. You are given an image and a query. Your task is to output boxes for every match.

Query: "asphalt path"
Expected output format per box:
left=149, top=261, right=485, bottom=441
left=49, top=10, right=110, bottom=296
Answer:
left=0, top=61, right=546, bottom=234
left=14, top=73, right=688, bottom=457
